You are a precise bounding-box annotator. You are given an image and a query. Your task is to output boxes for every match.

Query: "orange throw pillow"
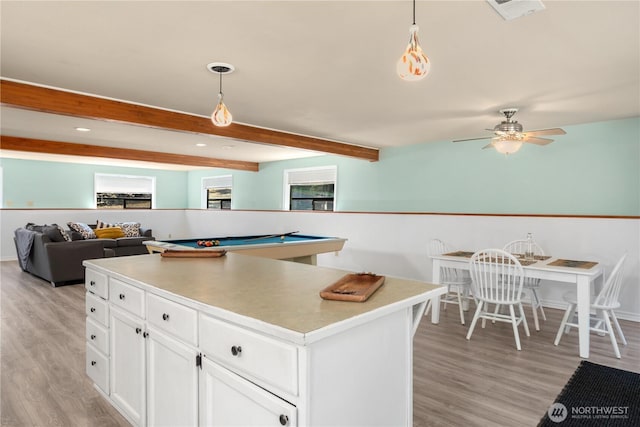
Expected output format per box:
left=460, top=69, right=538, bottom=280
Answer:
left=94, top=226, right=125, bottom=239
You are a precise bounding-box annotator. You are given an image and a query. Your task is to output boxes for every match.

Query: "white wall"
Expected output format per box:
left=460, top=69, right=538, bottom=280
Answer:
left=2, top=209, right=638, bottom=321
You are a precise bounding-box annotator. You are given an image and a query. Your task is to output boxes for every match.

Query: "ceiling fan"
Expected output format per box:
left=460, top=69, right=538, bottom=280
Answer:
left=453, top=108, right=566, bottom=154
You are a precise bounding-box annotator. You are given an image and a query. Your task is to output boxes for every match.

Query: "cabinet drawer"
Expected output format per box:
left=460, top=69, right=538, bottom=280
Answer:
left=86, top=317, right=109, bottom=355
left=86, top=292, right=109, bottom=326
left=85, top=269, right=108, bottom=299
left=110, top=278, right=145, bottom=318
left=86, top=343, right=109, bottom=394
left=200, top=358, right=297, bottom=427
left=147, top=293, right=197, bottom=346
left=200, top=315, right=298, bottom=396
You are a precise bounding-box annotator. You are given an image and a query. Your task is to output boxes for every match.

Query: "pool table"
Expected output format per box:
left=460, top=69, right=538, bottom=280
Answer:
left=144, top=233, right=347, bottom=265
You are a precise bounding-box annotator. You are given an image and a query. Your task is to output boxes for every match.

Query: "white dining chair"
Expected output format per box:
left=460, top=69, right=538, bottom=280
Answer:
left=466, top=249, right=530, bottom=351
left=503, top=239, right=547, bottom=331
left=427, top=239, right=474, bottom=324
left=554, top=253, right=628, bottom=358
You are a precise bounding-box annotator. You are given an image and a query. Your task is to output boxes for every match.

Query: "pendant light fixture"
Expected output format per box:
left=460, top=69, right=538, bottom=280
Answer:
left=397, top=0, right=430, bottom=81
left=208, top=62, right=235, bottom=127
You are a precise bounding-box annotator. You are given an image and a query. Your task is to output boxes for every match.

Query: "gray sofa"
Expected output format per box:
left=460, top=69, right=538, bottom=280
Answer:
left=69, top=224, right=154, bottom=257
left=14, top=224, right=154, bottom=287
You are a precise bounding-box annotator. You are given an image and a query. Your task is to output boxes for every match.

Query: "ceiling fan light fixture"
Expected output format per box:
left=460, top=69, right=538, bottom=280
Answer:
left=492, top=136, right=523, bottom=155
left=207, top=62, right=235, bottom=127
left=397, top=1, right=430, bottom=81
left=495, top=130, right=524, bottom=140
left=494, top=122, right=523, bottom=134
left=453, top=107, right=566, bottom=153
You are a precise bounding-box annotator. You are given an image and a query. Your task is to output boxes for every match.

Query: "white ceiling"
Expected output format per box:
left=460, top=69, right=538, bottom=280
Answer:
left=1, top=1, right=639, bottom=169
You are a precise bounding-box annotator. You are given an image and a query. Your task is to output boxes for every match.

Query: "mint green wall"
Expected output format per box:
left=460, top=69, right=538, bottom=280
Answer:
left=2, top=117, right=638, bottom=215
left=186, top=168, right=258, bottom=209
left=337, top=117, right=640, bottom=214
left=0, top=159, right=188, bottom=208
left=186, top=117, right=640, bottom=216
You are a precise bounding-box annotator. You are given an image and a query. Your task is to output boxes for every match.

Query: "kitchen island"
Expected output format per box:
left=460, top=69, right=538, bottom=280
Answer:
left=84, top=252, right=445, bottom=426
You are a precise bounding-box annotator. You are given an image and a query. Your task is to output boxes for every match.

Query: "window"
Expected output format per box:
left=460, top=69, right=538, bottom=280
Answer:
left=97, top=193, right=152, bottom=209
left=284, top=166, right=337, bottom=211
left=290, top=184, right=334, bottom=211
left=202, top=175, right=232, bottom=209
left=95, top=174, right=155, bottom=209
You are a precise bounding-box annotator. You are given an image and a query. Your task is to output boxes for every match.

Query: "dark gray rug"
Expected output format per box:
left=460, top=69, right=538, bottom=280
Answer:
left=538, top=361, right=640, bottom=426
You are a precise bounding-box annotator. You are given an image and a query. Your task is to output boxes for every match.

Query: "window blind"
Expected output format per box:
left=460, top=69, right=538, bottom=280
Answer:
left=95, top=174, right=154, bottom=193
left=285, top=166, right=337, bottom=185
left=202, top=175, right=232, bottom=190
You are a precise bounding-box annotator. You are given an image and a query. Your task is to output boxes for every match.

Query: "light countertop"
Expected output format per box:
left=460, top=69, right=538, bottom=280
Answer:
left=85, top=253, right=444, bottom=344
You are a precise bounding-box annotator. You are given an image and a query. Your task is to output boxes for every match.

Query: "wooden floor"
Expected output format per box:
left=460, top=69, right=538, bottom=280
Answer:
left=1, top=260, right=638, bottom=427
left=414, top=298, right=639, bottom=427
left=1, top=261, right=129, bottom=427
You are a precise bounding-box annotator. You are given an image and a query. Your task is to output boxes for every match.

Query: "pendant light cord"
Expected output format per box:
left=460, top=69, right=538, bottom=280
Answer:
left=219, top=72, right=223, bottom=95
left=412, top=0, right=416, bottom=25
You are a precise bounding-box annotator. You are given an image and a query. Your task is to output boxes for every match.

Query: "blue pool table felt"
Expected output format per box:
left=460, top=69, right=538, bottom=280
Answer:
left=159, top=234, right=335, bottom=249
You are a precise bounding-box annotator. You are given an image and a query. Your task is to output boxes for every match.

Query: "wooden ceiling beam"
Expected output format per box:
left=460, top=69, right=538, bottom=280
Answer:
left=0, top=135, right=259, bottom=171
left=0, top=80, right=379, bottom=162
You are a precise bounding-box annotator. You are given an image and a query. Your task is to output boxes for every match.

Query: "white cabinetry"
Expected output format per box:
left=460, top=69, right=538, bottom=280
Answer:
left=147, top=292, right=198, bottom=346
left=110, top=306, right=146, bottom=426
left=145, top=291, right=199, bottom=427
left=84, top=254, right=441, bottom=427
left=88, top=271, right=200, bottom=427
left=199, top=357, right=296, bottom=427
left=146, top=328, right=198, bottom=426
left=85, top=270, right=109, bottom=395
left=109, top=277, right=147, bottom=426
left=199, top=314, right=298, bottom=398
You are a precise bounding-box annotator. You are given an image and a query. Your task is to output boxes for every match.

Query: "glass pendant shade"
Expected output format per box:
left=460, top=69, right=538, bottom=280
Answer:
left=492, top=136, right=523, bottom=155
left=211, top=93, right=232, bottom=127
left=208, top=62, right=235, bottom=127
left=397, top=24, right=430, bottom=81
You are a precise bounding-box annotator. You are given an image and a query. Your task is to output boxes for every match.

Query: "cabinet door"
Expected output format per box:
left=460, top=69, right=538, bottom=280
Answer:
left=146, top=327, right=198, bottom=427
left=110, top=307, right=145, bottom=426
left=199, top=357, right=296, bottom=427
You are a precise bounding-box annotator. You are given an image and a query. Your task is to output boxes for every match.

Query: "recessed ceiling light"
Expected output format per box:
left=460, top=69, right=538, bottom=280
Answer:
left=196, top=143, right=207, bottom=147
left=75, top=127, right=91, bottom=132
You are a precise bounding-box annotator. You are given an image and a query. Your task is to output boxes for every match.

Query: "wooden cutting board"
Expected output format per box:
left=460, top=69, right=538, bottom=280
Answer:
left=161, top=250, right=227, bottom=258
left=320, top=273, right=385, bottom=302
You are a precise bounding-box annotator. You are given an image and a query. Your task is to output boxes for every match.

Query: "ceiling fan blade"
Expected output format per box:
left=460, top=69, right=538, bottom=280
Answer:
left=524, top=128, right=566, bottom=137
left=523, top=136, right=554, bottom=145
left=481, top=142, right=494, bottom=149
left=453, top=136, right=492, bottom=143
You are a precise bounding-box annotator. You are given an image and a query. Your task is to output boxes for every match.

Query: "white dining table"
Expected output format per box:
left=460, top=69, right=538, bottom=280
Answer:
left=430, top=253, right=603, bottom=358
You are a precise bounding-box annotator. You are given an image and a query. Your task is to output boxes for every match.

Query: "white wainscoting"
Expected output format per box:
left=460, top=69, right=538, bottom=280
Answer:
left=2, top=209, right=638, bottom=321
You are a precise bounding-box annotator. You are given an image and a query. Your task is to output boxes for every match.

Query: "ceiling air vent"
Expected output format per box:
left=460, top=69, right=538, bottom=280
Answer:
left=487, top=0, right=545, bottom=21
